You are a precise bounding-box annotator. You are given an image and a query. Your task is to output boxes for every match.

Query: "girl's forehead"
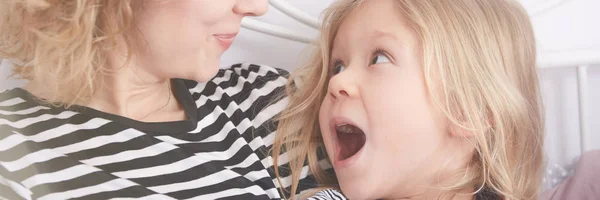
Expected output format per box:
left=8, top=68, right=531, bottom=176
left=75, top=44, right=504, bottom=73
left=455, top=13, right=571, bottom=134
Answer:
left=334, top=0, right=410, bottom=38
left=331, top=5, right=416, bottom=53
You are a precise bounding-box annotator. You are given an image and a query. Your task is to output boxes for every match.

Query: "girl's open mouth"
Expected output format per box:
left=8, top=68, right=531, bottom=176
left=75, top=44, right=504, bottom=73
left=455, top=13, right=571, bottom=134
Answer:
left=334, top=123, right=367, bottom=163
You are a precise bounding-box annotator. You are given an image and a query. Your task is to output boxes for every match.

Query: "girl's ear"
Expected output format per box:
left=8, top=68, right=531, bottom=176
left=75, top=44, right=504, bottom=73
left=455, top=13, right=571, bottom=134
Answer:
left=448, top=119, right=494, bottom=138
left=449, top=124, right=475, bottom=138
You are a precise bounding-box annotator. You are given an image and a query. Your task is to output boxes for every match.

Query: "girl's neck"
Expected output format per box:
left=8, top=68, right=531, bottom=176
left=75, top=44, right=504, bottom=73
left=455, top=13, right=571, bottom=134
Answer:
left=392, top=188, right=475, bottom=200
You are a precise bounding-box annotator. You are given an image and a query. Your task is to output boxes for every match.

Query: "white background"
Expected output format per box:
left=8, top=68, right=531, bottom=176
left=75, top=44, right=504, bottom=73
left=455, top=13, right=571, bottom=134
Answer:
left=1, top=0, right=599, bottom=169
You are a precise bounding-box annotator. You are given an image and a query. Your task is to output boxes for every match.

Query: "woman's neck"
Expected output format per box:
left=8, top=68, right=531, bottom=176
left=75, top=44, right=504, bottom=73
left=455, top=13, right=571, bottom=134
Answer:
left=89, top=69, right=180, bottom=121
left=25, top=53, right=186, bottom=122
left=90, top=49, right=188, bottom=121
left=89, top=40, right=190, bottom=122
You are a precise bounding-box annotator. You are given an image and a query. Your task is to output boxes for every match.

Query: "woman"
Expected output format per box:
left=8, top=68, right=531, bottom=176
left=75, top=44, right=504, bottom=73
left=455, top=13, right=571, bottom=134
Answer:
left=0, top=0, right=328, bottom=199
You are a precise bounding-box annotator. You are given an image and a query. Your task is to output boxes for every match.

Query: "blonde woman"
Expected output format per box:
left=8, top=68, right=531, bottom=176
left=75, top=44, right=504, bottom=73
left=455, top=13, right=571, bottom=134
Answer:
left=274, top=0, right=545, bottom=199
left=0, top=0, right=323, bottom=199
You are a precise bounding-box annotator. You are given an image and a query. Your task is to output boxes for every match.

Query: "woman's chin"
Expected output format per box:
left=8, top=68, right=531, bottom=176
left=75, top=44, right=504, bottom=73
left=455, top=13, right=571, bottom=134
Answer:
left=190, top=63, right=220, bottom=83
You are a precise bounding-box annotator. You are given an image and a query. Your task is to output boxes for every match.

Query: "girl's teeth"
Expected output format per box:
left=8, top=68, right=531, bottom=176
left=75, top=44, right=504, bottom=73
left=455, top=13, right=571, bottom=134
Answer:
left=337, top=124, right=356, bottom=134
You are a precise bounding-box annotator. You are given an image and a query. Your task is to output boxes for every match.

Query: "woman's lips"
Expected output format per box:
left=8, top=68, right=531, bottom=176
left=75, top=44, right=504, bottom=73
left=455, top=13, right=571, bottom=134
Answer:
left=213, top=33, right=238, bottom=50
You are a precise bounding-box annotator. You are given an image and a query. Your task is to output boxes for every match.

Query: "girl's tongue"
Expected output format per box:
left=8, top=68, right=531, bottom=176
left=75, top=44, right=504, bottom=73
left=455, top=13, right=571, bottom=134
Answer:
left=336, top=124, right=366, bottom=161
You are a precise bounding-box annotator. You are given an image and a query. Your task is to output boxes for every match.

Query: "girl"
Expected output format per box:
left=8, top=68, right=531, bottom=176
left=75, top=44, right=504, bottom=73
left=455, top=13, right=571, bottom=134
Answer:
left=273, top=0, right=544, bottom=199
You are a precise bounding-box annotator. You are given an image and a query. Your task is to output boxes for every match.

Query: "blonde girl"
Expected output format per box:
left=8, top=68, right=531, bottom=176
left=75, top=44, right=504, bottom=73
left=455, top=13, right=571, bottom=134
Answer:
left=273, top=0, right=544, bottom=199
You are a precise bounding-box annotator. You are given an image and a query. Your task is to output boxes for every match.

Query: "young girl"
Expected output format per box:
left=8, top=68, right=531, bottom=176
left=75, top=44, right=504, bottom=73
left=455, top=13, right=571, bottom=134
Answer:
left=272, top=0, right=544, bottom=199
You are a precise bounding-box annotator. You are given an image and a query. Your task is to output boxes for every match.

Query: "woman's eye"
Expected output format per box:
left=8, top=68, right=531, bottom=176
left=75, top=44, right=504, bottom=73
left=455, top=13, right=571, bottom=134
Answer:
left=333, top=63, right=346, bottom=75
left=371, top=52, right=391, bottom=65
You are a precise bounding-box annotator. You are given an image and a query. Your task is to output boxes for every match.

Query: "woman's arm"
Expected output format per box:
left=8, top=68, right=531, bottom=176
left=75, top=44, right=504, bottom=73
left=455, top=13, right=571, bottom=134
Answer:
left=0, top=176, right=30, bottom=200
left=0, top=131, right=32, bottom=200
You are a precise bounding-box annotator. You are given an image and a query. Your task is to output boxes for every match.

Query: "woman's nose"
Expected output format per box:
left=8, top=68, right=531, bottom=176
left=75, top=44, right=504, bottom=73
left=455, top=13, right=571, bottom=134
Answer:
left=234, top=0, right=268, bottom=17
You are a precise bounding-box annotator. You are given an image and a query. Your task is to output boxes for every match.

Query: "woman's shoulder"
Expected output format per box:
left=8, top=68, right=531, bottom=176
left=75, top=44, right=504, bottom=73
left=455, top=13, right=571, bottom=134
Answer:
left=180, top=63, right=290, bottom=92
left=177, top=63, right=291, bottom=117
left=174, top=62, right=292, bottom=135
left=224, top=63, right=291, bottom=79
left=0, top=87, right=58, bottom=135
left=0, top=87, right=44, bottom=117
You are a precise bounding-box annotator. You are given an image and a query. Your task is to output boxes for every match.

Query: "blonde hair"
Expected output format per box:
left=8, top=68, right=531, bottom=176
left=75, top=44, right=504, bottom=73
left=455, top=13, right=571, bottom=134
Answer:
left=272, top=0, right=545, bottom=199
left=0, top=0, right=145, bottom=106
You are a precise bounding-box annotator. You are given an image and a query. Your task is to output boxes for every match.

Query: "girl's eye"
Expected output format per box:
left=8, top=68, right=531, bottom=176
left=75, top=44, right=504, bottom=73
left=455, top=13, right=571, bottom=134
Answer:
left=371, top=52, right=391, bottom=65
left=333, top=63, right=346, bottom=75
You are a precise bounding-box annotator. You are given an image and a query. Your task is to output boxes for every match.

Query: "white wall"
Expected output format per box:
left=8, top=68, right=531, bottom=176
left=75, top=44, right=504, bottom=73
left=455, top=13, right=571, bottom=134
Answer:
left=1, top=0, right=598, bottom=168
left=524, top=0, right=600, bottom=167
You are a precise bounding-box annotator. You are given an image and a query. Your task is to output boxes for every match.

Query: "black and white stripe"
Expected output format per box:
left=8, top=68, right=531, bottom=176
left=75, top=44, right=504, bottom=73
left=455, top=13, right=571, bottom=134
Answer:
left=0, top=63, right=347, bottom=200
left=305, top=189, right=346, bottom=200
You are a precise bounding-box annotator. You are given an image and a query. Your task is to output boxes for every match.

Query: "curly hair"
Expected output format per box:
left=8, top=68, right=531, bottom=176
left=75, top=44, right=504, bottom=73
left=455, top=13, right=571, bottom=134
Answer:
left=0, top=0, right=145, bottom=106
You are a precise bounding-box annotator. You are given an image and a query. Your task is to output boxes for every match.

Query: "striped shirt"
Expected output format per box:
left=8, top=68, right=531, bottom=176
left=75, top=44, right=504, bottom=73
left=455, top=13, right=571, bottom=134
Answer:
left=0, top=64, right=346, bottom=200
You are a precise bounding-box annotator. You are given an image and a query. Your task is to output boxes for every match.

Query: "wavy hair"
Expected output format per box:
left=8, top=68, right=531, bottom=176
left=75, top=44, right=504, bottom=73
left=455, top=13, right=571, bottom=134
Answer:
left=0, top=0, right=146, bottom=106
